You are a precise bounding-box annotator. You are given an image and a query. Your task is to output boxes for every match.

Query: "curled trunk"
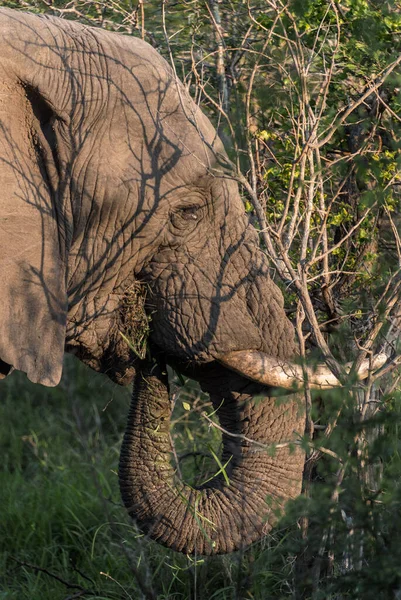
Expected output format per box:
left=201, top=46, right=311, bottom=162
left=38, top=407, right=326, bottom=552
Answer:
left=119, top=362, right=305, bottom=555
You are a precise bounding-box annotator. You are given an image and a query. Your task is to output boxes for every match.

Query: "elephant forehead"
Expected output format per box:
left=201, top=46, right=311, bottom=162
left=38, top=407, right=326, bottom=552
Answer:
left=108, top=101, right=223, bottom=186
left=0, top=8, right=221, bottom=171
left=102, top=52, right=225, bottom=180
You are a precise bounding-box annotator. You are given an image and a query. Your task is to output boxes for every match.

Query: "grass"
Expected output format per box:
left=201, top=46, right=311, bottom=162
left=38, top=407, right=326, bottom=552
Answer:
left=0, top=355, right=299, bottom=600
left=3, top=355, right=401, bottom=599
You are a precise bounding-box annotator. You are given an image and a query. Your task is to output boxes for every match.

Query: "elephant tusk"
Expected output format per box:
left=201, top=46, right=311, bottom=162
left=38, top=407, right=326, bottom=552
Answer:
left=218, top=351, right=388, bottom=390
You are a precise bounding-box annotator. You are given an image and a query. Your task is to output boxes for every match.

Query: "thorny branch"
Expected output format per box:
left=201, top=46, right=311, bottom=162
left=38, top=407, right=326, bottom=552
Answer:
left=157, top=0, right=401, bottom=591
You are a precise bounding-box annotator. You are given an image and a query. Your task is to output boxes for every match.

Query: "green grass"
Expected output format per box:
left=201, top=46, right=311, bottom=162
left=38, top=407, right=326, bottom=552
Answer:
left=0, top=356, right=299, bottom=600
left=4, top=356, right=401, bottom=599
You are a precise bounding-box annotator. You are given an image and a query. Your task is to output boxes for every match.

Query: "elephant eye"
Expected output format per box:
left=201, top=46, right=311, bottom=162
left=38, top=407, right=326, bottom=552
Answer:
left=179, top=205, right=200, bottom=221
left=170, top=204, right=203, bottom=231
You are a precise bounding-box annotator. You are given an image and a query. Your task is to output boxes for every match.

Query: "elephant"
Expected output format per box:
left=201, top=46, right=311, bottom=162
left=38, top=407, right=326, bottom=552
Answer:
left=0, top=8, right=385, bottom=555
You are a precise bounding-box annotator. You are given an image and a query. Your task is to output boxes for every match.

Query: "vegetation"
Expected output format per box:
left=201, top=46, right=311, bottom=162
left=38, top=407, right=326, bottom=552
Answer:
left=2, top=0, right=401, bottom=598
left=1, top=358, right=301, bottom=600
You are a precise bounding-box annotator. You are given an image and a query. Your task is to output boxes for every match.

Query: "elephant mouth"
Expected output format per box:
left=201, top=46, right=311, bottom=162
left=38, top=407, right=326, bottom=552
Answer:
left=218, top=350, right=387, bottom=390
left=0, top=358, right=12, bottom=380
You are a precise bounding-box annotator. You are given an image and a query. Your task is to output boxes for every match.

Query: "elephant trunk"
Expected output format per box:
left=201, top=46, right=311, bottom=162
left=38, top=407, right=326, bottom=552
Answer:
left=119, top=362, right=305, bottom=555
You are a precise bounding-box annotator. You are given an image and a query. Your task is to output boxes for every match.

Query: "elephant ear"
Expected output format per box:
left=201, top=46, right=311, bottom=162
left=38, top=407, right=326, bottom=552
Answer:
left=0, top=77, right=67, bottom=386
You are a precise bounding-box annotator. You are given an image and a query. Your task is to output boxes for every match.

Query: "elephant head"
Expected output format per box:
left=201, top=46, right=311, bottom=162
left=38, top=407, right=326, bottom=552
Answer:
left=0, top=8, right=385, bottom=554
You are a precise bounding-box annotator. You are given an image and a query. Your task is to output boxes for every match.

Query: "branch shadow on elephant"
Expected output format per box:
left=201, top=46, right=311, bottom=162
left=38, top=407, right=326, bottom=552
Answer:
left=0, top=7, right=307, bottom=555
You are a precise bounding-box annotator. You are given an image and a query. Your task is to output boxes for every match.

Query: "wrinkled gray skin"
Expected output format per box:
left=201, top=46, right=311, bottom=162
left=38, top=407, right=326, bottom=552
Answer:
left=0, top=9, right=305, bottom=554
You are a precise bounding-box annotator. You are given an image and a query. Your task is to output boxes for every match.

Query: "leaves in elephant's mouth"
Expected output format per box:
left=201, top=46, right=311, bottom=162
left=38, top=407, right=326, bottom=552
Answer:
left=118, top=282, right=150, bottom=360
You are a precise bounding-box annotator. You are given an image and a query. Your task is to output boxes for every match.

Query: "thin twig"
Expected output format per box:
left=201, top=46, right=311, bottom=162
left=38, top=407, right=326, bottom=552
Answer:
left=9, top=557, right=96, bottom=596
